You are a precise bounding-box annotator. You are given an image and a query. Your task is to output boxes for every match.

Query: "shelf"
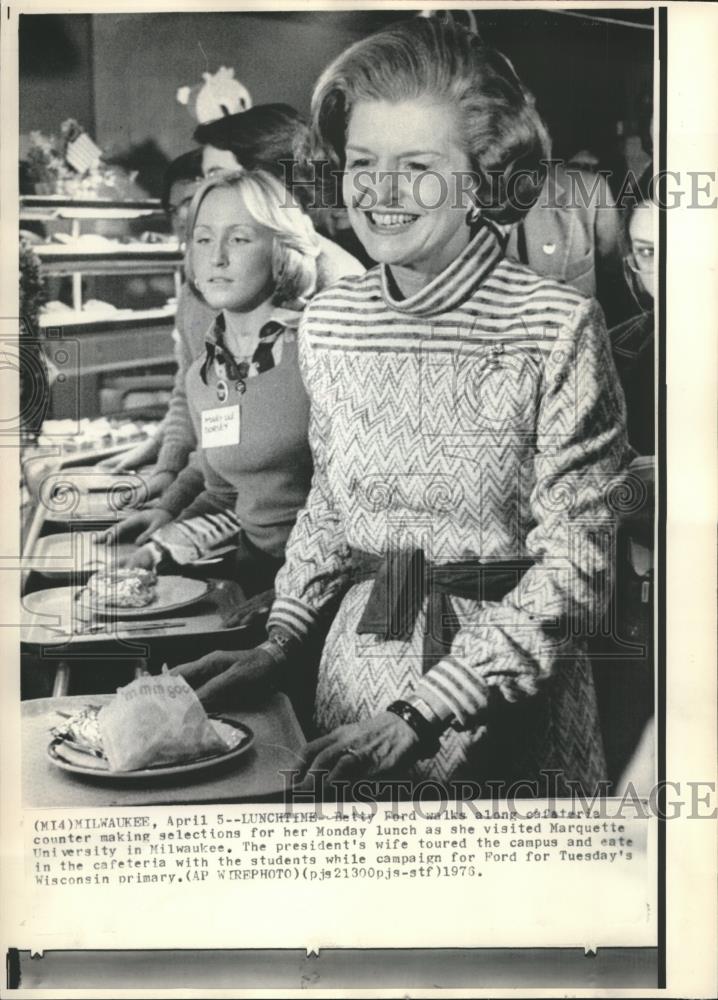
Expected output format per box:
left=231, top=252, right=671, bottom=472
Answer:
left=41, top=321, right=176, bottom=375
left=36, top=240, right=179, bottom=256
left=21, top=207, right=161, bottom=222
left=20, top=195, right=163, bottom=211
left=39, top=305, right=176, bottom=330
left=37, top=242, right=180, bottom=258
left=24, top=196, right=181, bottom=412
left=39, top=253, right=183, bottom=278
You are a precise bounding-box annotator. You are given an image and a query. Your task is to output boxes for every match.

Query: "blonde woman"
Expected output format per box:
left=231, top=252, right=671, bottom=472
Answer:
left=127, top=169, right=320, bottom=600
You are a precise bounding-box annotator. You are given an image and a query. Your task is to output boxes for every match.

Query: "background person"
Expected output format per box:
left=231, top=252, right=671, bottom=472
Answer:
left=611, top=199, right=655, bottom=455
left=506, top=161, right=627, bottom=326
left=593, top=197, right=655, bottom=791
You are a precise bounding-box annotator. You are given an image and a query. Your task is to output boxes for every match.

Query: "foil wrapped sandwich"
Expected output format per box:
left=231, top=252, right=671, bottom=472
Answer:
left=50, top=670, right=239, bottom=771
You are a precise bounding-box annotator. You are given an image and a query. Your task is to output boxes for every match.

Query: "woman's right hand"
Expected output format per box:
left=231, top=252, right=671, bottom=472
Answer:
left=103, top=507, right=173, bottom=545
left=171, top=647, right=278, bottom=709
left=97, top=437, right=159, bottom=473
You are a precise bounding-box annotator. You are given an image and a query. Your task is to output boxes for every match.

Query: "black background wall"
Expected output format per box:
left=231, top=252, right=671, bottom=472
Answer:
left=19, top=8, right=653, bottom=196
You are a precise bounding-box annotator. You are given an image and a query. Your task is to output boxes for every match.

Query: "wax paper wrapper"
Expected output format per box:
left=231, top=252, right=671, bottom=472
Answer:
left=98, top=670, right=230, bottom=771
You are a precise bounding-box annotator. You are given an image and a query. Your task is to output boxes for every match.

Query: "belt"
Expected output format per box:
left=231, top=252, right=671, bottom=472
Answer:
left=350, top=548, right=534, bottom=672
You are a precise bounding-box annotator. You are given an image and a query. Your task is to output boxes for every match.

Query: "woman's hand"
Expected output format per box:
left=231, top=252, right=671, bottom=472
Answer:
left=171, top=646, right=278, bottom=709
left=295, top=713, right=421, bottom=791
left=112, top=470, right=175, bottom=510
left=142, top=470, right=175, bottom=501
left=119, top=545, right=157, bottom=571
left=221, top=588, right=274, bottom=630
left=104, top=507, right=173, bottom=545
left=98, top=437, right=159, bottom=472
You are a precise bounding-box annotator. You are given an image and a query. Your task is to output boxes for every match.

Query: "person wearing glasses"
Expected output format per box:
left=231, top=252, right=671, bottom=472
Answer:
left=591, top=197, right=655, bottom=793
left=162, top=149, right=205, bottom=242
left=611, top=199, right=655, bottom=455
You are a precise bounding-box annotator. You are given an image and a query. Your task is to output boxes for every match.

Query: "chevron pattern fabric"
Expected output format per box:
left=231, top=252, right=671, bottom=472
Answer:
left=269, top=224, right=630, bottom=785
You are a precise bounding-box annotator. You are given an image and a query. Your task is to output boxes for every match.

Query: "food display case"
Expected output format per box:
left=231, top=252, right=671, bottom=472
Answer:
left=21, top=195, right=183, bottom=419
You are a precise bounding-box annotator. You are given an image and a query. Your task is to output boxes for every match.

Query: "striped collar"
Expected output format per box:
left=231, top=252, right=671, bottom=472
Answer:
left=379, top=222, right=506, bottom=317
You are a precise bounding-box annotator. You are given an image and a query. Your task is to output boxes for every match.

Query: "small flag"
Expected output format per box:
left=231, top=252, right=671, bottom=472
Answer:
left=65, top=132, right=102, bottom=174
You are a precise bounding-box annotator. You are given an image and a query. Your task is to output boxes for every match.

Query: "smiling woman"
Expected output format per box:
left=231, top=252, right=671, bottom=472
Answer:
left=174, top=17, right=632, bottom=799
left=343, top=99, right=473, bottom=283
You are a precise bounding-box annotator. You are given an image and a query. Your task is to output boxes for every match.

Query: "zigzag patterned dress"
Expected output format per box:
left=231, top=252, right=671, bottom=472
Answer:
left=268, top=225, right=630, bottom=791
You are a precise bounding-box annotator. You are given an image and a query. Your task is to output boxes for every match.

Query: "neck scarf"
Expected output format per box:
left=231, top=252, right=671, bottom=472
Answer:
left=199, top=313, right=286, bottom=390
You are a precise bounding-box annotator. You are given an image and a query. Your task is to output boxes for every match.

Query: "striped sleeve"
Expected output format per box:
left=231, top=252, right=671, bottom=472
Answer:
left=411, top=297, right=630, bottom=727
left=267, top=311, right=352, bottom=641
left=151, top=509, right=241, bottom=565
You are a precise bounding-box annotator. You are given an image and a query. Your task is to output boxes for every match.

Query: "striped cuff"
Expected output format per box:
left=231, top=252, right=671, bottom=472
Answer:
left=406, top=692, right=453, bottom=727
left=411, top=655, right=490, bottom=729
left=267, top=596, right=318, bottom=642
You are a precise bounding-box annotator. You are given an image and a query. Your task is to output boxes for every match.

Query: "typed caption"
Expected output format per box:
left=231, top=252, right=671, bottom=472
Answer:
left=31, top=804, right=643, bottom=888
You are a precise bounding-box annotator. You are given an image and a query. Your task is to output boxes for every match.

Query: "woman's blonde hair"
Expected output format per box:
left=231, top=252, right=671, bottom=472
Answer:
left=185, top=169, right=320, bottom=306
left=304, top=16, right=551, bottom=224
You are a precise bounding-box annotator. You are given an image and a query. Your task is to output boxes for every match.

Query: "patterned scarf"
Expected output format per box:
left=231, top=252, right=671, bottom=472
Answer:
left=199, top=312, right=286, bottom=388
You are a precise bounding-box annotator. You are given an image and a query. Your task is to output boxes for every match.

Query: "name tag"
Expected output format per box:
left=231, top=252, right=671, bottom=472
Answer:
left=201, top=405, right=240, bottom=448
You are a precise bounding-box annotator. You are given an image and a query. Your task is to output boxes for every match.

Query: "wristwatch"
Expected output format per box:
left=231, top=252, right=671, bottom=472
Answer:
left=259, top=628, right=295, bottom=664
left=386, top=699, right=442, bottom=759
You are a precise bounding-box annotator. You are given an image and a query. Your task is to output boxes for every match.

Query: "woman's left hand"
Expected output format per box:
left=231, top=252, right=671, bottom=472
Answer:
left=119, top=545, right=157, bottom=571
left=221, top=588, right=274, bottom=630
left=295, top=712, right=421, bottom=790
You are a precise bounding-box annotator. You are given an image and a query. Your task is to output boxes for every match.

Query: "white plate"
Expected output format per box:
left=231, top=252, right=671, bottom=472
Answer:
left=23, top=576, right=210, bottom=626
left=90, top=575, right=210, bottom=617
left=32, top=532, right=136, bottom=578
left=47, top=717, right=254, bottom=780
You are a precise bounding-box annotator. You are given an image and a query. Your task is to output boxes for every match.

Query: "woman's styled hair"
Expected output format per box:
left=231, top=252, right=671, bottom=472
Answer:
left=305, top=16, right=551, bottom=224
left=184, top=169, right=321, bottom=307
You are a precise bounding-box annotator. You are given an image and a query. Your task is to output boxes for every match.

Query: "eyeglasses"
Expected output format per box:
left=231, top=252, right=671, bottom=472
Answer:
left=167, top=196, right=195, bottom=219
left=167, top=180, right=203, bottom=218
left=626, top=245, right=655, bottom=274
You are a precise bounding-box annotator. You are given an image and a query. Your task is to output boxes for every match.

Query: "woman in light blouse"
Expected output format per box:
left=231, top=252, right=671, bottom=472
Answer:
left=175, top=18, right=630, bottom=795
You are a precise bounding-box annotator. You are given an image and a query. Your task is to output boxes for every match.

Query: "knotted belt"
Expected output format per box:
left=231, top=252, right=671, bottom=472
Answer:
left=350, top=548, right=534, bottom=672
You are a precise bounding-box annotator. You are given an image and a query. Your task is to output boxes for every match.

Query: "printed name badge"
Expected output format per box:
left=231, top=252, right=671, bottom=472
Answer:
left=201, top=405, right=240, bottom=448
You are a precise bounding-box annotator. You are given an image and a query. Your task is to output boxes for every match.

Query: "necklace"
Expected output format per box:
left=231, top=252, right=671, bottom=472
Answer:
left=203, top=318, right=286, bottom=402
